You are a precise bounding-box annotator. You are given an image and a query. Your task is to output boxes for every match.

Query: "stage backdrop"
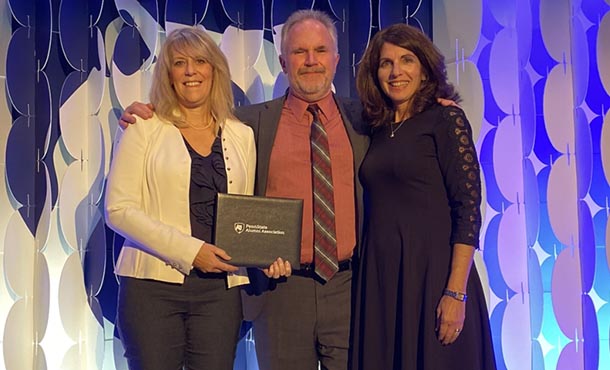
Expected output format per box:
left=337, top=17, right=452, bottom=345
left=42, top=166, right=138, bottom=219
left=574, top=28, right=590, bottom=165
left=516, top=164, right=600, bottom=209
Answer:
left=0, top=0, right=608, bottom=369
left=433, top=1, right=610, bottom=369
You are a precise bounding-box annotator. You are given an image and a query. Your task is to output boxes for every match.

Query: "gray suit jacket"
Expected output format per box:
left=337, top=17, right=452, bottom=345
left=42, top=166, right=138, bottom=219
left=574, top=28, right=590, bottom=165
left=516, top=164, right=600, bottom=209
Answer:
left=235, top=94, right=369, bottom=311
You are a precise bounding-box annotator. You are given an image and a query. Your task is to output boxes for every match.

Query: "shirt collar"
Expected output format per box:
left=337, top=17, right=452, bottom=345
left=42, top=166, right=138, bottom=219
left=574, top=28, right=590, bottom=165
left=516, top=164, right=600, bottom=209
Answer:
left=286, top=90, right=336, bottom=123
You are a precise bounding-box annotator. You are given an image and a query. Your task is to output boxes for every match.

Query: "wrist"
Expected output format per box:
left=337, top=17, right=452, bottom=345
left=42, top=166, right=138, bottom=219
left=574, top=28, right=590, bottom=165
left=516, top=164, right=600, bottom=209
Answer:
left=443, top=288, right=467, bottom=302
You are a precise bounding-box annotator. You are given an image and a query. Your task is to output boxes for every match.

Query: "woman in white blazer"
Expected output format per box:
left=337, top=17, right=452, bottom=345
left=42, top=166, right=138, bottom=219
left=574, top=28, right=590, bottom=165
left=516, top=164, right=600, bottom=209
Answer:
left=105, top=27, right=290, bottom=370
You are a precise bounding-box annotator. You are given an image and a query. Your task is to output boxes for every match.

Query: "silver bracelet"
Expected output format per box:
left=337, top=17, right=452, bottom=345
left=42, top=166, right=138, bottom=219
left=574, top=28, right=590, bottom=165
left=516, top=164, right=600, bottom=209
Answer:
left=443, top=288, right=468, bottom=302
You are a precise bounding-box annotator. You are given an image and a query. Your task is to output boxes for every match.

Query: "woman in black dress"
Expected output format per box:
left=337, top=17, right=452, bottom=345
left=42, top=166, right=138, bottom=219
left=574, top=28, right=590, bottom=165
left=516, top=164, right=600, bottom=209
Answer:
left=352, top=24, right=497, bottom=370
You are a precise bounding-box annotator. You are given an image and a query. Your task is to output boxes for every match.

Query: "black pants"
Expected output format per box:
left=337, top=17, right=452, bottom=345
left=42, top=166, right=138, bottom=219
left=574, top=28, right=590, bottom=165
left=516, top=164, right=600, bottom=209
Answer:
left=117, top=273, right=242, bottom=370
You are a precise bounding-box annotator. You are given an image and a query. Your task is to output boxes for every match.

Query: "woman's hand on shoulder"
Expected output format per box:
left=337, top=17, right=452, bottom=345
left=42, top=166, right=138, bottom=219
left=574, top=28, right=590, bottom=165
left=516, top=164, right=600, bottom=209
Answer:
left=193, top=243, right=239, bottom=273
left=262, top=258, right=292, bottom=279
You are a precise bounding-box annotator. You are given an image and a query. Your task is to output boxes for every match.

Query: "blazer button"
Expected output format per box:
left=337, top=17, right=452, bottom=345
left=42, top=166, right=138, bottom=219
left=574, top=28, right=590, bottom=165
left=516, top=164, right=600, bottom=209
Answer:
left=227, top=168, right=231, bottom=171
left=229, top=180, right=233, bottom=184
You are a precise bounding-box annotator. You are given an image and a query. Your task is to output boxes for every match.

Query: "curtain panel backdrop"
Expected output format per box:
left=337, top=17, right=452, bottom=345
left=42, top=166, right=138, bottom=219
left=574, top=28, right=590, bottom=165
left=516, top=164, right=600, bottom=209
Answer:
left=0, top=1, right=609, bottom=369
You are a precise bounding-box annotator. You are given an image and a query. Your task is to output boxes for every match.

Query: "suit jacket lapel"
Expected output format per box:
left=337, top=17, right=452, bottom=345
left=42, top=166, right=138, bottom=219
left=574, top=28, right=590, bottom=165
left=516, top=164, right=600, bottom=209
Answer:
left=254, top=97, right=285, bottom=196
left=334, top=96, right=367, bottom=173
left=334, top=96, right=369, bottom=259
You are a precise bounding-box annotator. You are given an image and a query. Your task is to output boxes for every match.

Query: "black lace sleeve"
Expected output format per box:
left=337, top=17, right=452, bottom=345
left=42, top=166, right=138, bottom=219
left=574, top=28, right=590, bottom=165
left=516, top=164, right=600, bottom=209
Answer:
left=435, top=106, right=482, bottom=248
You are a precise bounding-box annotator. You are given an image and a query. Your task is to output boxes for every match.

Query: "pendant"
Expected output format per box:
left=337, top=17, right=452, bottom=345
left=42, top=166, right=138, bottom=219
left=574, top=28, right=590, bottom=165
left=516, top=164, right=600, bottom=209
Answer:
left=390, top=131, right=395, bottom=138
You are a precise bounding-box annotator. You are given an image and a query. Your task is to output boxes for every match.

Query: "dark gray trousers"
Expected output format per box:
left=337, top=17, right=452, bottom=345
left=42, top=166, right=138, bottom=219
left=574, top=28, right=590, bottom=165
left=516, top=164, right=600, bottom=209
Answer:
left=117, top=273, right=242, bottom=370
left=251, top=269, right=352, bottom=370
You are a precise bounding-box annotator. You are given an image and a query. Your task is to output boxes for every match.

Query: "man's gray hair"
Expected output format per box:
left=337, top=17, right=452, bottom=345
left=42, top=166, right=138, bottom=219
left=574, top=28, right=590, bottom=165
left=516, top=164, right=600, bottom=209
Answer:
left=280, top=9, right=338, bottom=54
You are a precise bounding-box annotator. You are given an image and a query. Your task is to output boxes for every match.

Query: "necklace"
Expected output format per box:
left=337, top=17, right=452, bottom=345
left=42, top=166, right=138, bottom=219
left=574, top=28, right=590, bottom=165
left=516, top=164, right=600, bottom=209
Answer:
left=187, top=120, right=213, bottom=131
left=389, top=118, right=407, bottom=138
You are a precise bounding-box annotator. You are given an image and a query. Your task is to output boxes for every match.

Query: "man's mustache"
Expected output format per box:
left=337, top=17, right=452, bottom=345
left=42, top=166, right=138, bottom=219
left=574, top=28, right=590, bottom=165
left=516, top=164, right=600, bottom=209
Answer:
left=298, top=68, right=325, bottom=74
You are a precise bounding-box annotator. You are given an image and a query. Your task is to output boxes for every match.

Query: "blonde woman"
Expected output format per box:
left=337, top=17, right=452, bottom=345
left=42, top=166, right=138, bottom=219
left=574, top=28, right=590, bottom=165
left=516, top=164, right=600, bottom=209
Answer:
left=105, top=28, right=290, bottom=370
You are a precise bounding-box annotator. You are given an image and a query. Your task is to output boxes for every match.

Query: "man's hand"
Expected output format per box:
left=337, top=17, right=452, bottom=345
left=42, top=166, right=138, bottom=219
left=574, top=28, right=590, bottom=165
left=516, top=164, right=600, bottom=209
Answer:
left=262, top=257, right=292, bottom=279
left=118, top=102, right=155, bottom=129
left=437, top=98, right=459, bottom=108
left=192, top=243, right=239, bottom=273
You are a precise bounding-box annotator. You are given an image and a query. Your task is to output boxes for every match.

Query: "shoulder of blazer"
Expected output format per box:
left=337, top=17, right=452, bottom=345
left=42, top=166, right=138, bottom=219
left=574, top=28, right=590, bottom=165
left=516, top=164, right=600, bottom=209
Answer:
left=235, top=96, right=285, bottom=119
left=334, top=95, right=362, bottom=111
left=222, top=118, right=254, bottom=140
left=333, top=95, right=370, bottom=136
left=223, top=117, right=254, bottom=137
left=234, top=96, right=286, bottom=138
left=127, top=113, right=176, bottom=141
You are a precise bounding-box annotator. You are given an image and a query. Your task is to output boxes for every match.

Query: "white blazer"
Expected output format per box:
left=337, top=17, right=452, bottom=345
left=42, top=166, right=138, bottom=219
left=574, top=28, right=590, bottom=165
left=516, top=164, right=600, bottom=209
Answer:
left=105, top=114, right=256, bottom=287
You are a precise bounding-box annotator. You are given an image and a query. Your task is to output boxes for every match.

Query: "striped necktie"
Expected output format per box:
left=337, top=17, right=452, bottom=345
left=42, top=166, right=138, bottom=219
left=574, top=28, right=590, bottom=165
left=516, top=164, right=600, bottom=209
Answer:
left=308, top=104, right=339, bottom=281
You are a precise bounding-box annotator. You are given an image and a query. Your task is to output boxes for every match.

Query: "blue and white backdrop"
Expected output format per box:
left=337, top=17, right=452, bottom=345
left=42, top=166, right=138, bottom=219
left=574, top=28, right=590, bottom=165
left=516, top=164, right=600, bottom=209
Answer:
left=1, top=0, right=609, bottom=369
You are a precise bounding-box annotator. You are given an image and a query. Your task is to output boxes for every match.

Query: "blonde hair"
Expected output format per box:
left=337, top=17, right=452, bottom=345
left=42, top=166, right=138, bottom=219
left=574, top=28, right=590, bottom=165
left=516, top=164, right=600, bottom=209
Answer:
left=149, top=27, right=235, bottom=132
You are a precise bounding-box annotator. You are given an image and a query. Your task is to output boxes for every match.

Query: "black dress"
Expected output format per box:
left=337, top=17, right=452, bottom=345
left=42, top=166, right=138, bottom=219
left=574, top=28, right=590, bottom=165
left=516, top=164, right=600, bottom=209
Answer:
left=352, top=105, right=497, bottom=370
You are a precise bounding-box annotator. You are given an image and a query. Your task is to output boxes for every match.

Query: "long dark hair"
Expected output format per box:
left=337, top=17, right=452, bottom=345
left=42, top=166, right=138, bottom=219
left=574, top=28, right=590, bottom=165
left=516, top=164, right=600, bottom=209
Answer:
left=356, top=23, right=460, bottom=127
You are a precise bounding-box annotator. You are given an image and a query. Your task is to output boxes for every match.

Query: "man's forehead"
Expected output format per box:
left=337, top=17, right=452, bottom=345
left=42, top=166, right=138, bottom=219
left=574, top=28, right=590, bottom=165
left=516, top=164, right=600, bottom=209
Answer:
left=287, top=40, right=333, bottom=49
left=289, top=20, right=331, bottom=37
left=284, top=22, right=334, bottom=48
